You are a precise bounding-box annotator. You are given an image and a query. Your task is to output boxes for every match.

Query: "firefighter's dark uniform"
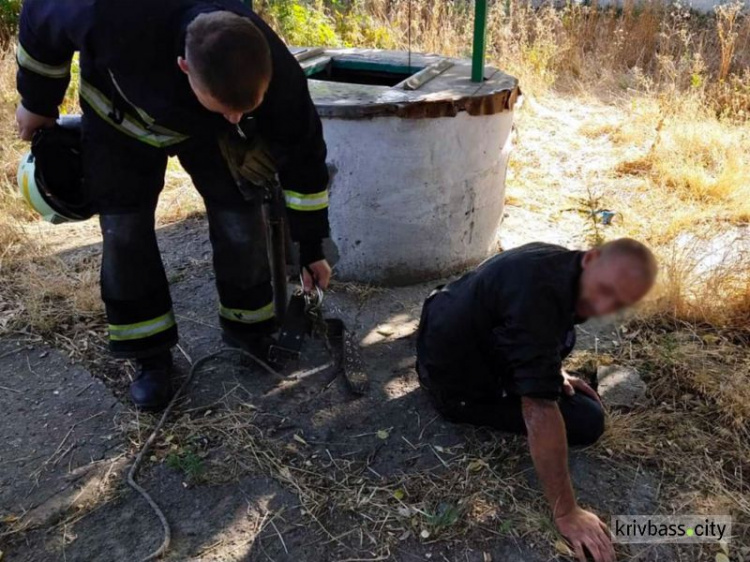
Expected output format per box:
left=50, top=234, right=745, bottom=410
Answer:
left=17, top=0, right=329, bottom=358
left=416, top=243, right=605, bottom=446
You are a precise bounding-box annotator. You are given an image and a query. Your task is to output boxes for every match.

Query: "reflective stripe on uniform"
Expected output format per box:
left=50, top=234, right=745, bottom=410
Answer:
left=79, top=80, right=189, bottom=148
left=283, top=189, right=329, bottom=211
left=109, top=311, right=176, bottom=341
left=219, top=302, right=275, bottom=324
left=107, top=70, right=186, bottom=138
left=16, top=44, right=71, bottom=79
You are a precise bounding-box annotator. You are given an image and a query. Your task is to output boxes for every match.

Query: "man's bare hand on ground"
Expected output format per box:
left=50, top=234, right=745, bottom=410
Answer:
left=555, top=506, right=615, bottom=562
left=562, top=370, right=602, bottom=405
left=16, top=105, right=55, bottom=141
left=522, top=397, right=612, bottom=561
left=303, top=259, right=332, bottom=292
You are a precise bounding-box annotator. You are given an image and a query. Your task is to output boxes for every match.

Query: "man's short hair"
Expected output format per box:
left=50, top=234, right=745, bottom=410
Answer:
left=186, top=12, right=272, bottom=110
left=599, top=238, right=658, bottom=280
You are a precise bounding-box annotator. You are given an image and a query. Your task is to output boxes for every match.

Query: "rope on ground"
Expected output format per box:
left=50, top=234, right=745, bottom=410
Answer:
left=126, top=347, right=284, bottom=562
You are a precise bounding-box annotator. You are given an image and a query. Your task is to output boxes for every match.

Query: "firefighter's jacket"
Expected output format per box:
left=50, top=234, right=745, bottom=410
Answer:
left=17, top=0, right=330, bottom=248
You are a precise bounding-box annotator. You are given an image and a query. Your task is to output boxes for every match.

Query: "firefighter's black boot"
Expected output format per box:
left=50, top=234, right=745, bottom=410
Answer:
left=130, top=350, right=174, bottom=411
left=221, top=330, right=280, bottom=370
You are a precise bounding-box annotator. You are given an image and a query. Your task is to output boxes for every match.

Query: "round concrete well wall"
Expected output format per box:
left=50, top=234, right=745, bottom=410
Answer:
left=323, top=111, right=514, bottom=284
left=298, top=48, right=520, bottom=285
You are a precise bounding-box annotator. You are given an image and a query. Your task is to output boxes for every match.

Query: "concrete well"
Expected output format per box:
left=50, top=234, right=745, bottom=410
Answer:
left=295, top=48, right=521, bottom=285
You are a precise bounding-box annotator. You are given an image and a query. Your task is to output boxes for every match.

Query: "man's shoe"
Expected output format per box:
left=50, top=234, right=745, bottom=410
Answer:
left=130, top=350, right=174, bottom=411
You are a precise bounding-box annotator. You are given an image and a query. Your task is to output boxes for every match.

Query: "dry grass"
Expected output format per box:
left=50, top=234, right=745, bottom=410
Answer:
left=576, top=95, right=750, bottom=326
left=640, top=228, right=750, bottom=326
left=0, top=50, right=36, bottom=279
left=328, top=279, right=388, bottom=304
left=119, top=377, right=557, bottom=559
left=614, top=100, right=750, bottom=217
left=596, top=326, right=750, bottom=545
left=156, top=158, right=206, bottom=227
left=357, top=0, right=750, bottom=118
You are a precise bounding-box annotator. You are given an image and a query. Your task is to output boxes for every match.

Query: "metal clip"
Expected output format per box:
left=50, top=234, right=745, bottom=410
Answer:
left=299, top=273, right=324, bottom=312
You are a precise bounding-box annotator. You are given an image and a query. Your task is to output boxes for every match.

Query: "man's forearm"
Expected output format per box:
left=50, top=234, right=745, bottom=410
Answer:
left=522, top=397, right=577, bottom=518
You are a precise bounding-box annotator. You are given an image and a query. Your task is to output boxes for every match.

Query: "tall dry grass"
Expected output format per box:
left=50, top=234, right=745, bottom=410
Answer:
left=0, top=49, right=105, bottom=346
left=579, top=92, right=750, bottom=328
left=0, top=50, right=36, bottom=274
left=355, top=0, right=750, bottom=118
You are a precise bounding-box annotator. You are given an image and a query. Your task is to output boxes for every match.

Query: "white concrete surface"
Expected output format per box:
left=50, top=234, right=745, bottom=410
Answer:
left=323, top=111, right=514, bottom=284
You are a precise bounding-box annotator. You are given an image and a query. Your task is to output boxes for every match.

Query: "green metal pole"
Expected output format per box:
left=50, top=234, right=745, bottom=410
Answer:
left=471, top=0, right=488, bottom=83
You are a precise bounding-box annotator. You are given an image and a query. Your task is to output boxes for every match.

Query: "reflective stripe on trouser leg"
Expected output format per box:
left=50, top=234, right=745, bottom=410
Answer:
left=220, top=302, right=275, bottom=325
left=109, top=311, right=177, bottom=341
left=100, top=213, right=177, bottom=357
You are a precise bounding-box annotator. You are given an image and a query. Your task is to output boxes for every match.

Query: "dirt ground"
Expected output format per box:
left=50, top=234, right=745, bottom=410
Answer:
left=0, top=217, right=633, bottom=560
left=0, top=94, right=726, bottom=561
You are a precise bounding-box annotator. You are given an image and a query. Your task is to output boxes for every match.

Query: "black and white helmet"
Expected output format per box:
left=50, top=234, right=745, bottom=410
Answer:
left=17, top=115, right=93, bottom=224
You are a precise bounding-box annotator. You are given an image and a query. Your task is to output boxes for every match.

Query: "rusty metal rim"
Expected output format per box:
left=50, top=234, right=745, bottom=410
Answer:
left=315, top=85, right=522, bottom=120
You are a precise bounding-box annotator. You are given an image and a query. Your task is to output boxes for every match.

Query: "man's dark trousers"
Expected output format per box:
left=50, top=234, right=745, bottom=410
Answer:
left=417, top=363, right=605, bottom=447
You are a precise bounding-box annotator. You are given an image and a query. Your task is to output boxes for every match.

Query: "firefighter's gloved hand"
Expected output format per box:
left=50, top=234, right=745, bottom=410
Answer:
left=218, top=132, right=277, bottom=187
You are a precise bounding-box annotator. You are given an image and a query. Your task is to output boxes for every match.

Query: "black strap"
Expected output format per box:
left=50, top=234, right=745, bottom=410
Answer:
left=268, top=293, right=310, bottom=367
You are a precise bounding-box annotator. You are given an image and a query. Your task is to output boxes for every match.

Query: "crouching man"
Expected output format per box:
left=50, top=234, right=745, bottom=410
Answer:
left=16, top=0, right=331, bottom=411
left=416, top=239, right=657, bottom=562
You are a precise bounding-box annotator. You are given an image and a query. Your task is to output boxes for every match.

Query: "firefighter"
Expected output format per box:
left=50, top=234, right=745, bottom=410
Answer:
left=16, top=0, right=332, bottom=411
left=416, top=239, right=657, bottom=562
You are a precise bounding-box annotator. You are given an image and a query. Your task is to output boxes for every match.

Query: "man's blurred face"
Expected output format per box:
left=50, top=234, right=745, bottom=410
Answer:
left=576, top=250, right=654, bottom=318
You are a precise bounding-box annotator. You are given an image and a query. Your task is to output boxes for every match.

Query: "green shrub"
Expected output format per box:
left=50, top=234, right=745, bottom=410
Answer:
left=0, top=0, right=21, bottom=48
left=334, top=13, right=396, bottom=48
left=265, top=0, right=341, bottom=47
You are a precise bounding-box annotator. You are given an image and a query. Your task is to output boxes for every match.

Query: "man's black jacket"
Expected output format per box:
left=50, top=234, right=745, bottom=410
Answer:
left=417, top=243, right=585, bottom=403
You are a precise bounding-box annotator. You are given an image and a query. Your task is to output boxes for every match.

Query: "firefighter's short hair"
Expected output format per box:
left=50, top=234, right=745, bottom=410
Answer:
left=186, top=11, right=272, bottom=110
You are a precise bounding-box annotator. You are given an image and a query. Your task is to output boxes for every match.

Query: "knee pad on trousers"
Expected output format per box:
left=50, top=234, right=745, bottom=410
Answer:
left=99, top=212, right=168, bottom=304
left=206, top=206, right=266, bottom=248
left=100, top=212, right=157, bottom=249
left=206, top=206, right=270, bottom=292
